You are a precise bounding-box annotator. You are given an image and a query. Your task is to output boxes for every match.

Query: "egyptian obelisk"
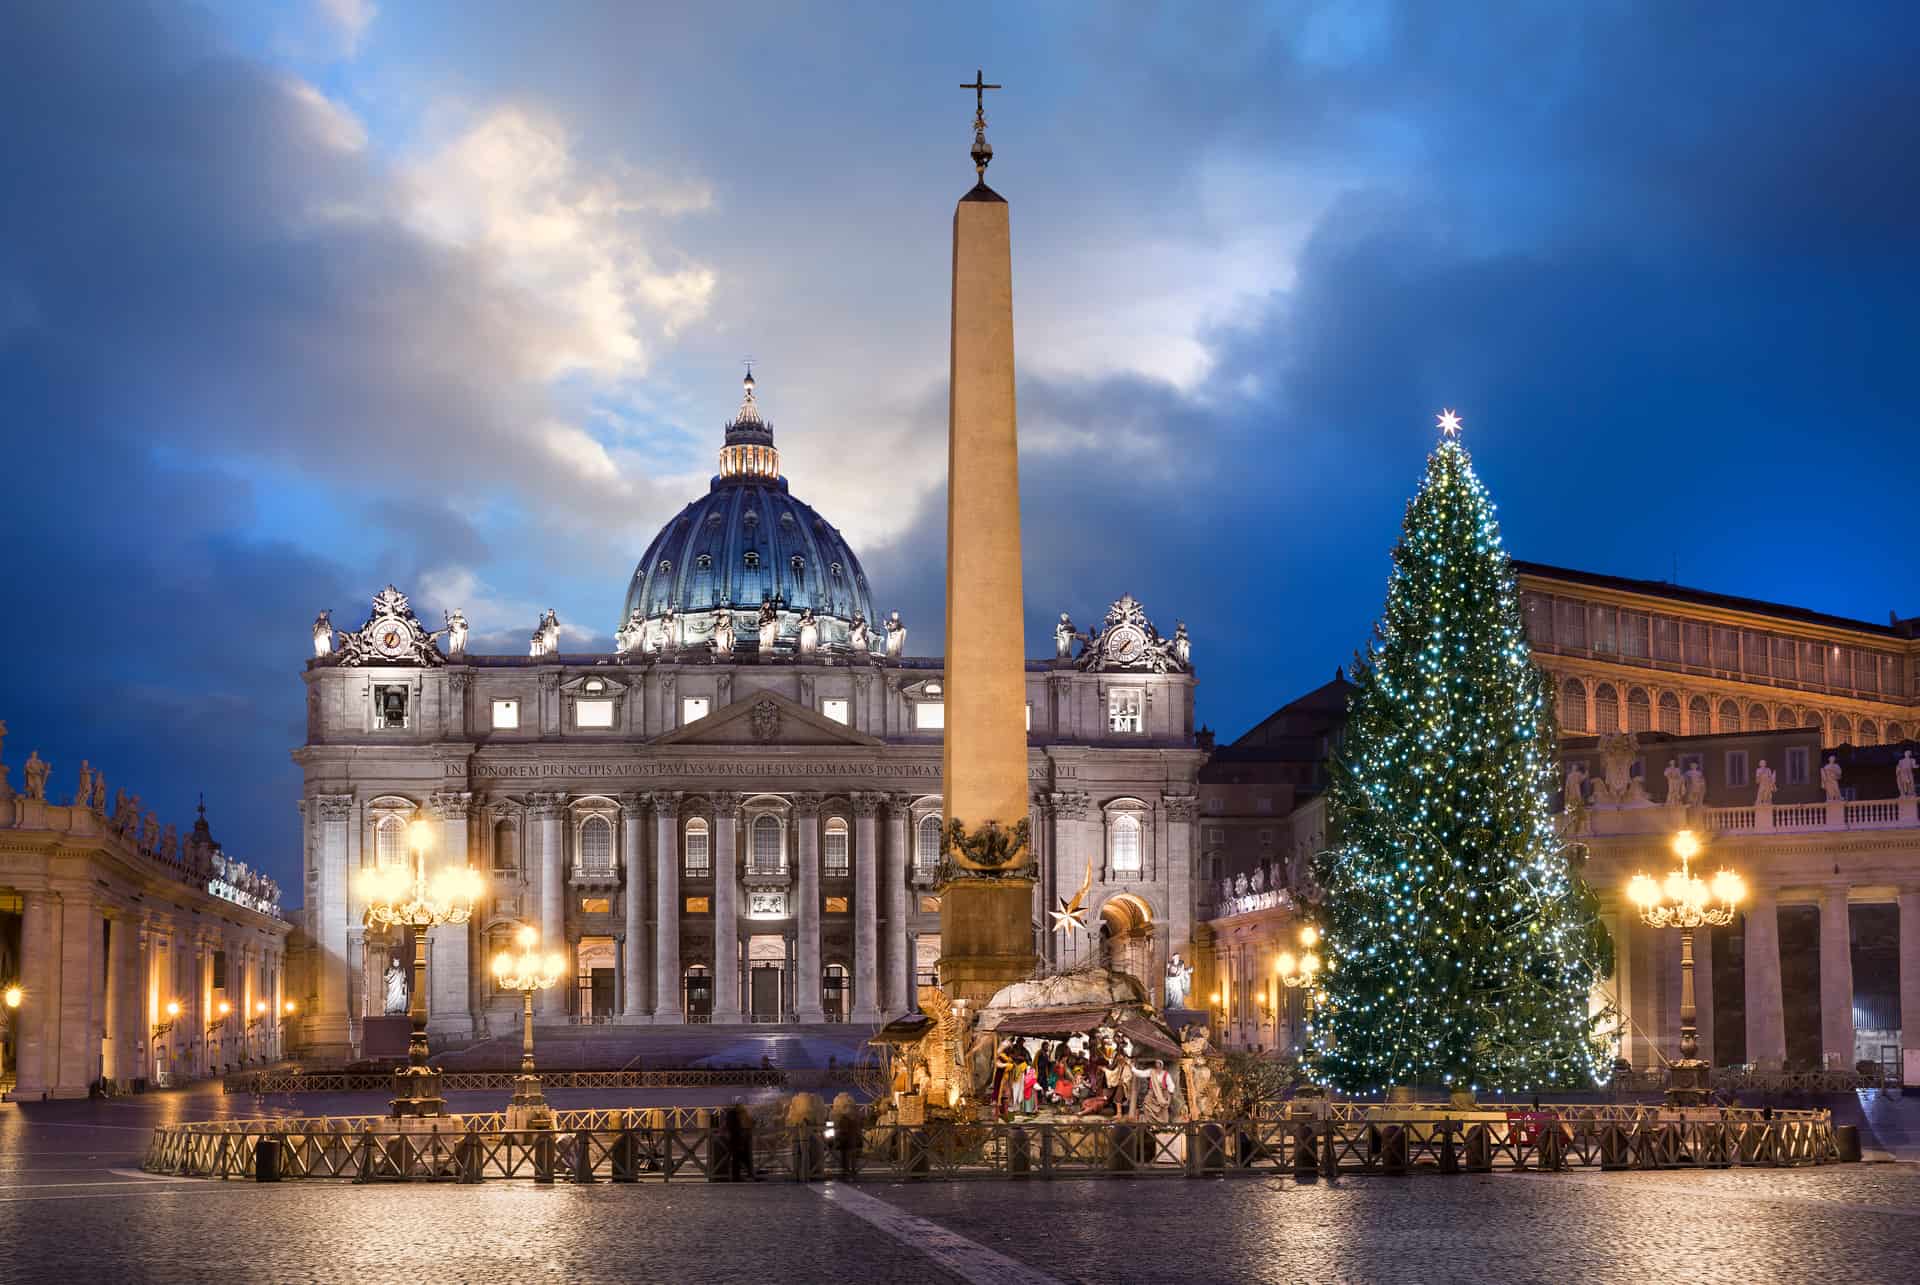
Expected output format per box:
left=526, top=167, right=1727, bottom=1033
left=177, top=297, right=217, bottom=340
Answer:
left=938, top=71, right=1037, bottom=1010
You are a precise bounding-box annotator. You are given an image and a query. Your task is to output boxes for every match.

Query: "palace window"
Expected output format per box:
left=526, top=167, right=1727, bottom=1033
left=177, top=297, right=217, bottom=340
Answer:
left=579, top=816, right=613, bottom=876
left=1718, top=700, right=1741, bottom=734
left=1594, top=684, right=1620, bottom=734
left=751, top=815, right=784, bottom=874
left=375, top=816, right=407, bottom=868
left=682, top=697, right=710, bottom=725
left=822, top=698, right=849, bottom=725
left=1748, top=704, right=1770, bottom=732
left=1108, top=689, right=1144, bottom=734
left=1688, top=696, right=1711, bottom=736
left=1553, top=600, right=1587, bottom=648
left=1803, top=642, right=1827, bottom=685
left=914, top=815, right=941, bottom=877
left=1742, top=631, right=1770, bottom=677
left=491, top=699, right=519, bottom=730
left=1590, top=607, right=1617, bottom=654
left=1889, top=721, right=1907, bottom=743
left=1785, top=746, right=1809, bottom=785
left=824, top=817, right=849, bottom=877
left=1559, top=678, right=1587, bottom=732
left=1658, top=692, right=1681, bottom=734
left=1653, top=616, right=1682, bottom=662
left=1860, top=719, right=1880, bottom=747
left=914, top=701, right=945, bottom=730
left=1626, top=688, right=1651, bottom=733
left=1620, top=612, right=1650, bottom=659
left=1711, top=627, right=1739, bottom=670
left=1725, top=751, right=1749, bottom=788
left=375, top=684, right=409, bottom=729
left=1831, top=715, right=1851, bottom=744
left=1772, top=636, right=1797, bottom=679
left=492, top=821, right=517, bottom=872
left=1683, top=622, right=1710, bottom=666
left=1110, top=813, right=1143, bottom=875
left=684, top=818, right=710, bottom=877
left=1776, top=706, right=1796, bottom=731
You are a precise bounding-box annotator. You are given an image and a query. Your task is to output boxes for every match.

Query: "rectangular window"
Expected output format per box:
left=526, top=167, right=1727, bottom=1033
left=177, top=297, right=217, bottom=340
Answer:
left=1206, top=826, right=1225, bottom=845
left=375, top=684, right=409, bottom=729
left=684, top=896, right=710, bottom=915
left=914, top=701, right=945, bottom=730
left=490, top=699, right=519, bottom=729
left=1255, top=796, right=1274, bottom=814
left=1683, top=623, right=1710, bottom=666
left=1108, top=689, right=1144, bottom=733
left=824, top=895, right=849, bottom=914
left=1590, top=606, right=1617, bottom=654
left=1785, top=746, right=1809, bottom=785
left=1804, top=642, right=1827, bottom=685
left=1620, top=611, right=1650, bottom=659
left=1025, top=703, right=1033, bottom=731
left=1771, top=637, right=1796, bottom=680
left=821, top=698, right=849, bottom=725
left=1521, top=594, right=1553, bottom=646
left=1855, top=650, right=1880, bottom=694
left=1205, top=798, right=1223, bottom=814
left=580, top=897, right=611, bottom=914
left=684, top=828, right=710, bottom=877
left=681, top=696, right=710, bottom=725
left=1711, top=627, right=1739, bottom=671
left=576, top=699, right=615, bottom=728
left=1258, top=829, right=1274, bottom=848
left=1725, top=750, right=1749, bottom=788
left=919, top=895, right=941, bottom=914
left=212, top=951, right=228, bottom=990
left=1554, top=599, right=1587, bottom=649
left=1742, top=631, right=1770, bottom=677
left=1653, top=616, right=1682, bottom=662
left=824, top=826, right=849, bottom=876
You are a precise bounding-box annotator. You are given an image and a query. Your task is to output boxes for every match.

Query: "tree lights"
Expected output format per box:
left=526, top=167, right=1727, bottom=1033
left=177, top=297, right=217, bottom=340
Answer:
left=1310, top=413, right=1613, bottom=1094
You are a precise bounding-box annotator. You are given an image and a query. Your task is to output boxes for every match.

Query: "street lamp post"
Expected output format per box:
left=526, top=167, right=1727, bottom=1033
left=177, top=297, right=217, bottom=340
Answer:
left=1273, top=923, right=1322, bottom=1053
left=1626, top=829, right=1746, bottom=1107
left=355, top=818, right=484, bottom=1119
left=491, top=924, right=566, bottom=1130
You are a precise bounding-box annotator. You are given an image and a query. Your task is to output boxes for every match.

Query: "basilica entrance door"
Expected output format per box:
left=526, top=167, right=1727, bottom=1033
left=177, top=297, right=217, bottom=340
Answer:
left=750, top=967, right=781, bottom=1022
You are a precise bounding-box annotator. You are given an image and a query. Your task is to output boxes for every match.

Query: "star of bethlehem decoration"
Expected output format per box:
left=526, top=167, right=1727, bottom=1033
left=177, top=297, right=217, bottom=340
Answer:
left=1437, top=408, right=1463, bottom=439
left=1049, top=853, right=1095, bottom=935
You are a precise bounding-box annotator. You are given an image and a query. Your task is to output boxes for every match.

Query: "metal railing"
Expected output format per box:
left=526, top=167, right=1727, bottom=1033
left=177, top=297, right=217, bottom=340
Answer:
left=148, top=1104, right=1838, bottom=1183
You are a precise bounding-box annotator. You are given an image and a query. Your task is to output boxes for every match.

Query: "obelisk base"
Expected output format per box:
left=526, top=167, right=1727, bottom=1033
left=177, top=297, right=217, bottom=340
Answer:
left=937, top=879, right=1038, bottom=1011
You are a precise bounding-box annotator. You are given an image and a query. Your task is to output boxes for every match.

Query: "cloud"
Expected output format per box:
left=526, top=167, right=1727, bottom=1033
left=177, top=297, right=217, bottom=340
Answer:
left=317, top=0, right=378, bottom=59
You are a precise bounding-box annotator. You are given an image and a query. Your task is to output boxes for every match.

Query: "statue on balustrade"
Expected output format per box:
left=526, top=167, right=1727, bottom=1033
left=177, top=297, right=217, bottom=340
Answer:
left=1683, top=763, right=1707, bottom=806
left=22, top=751, right=48, bottom=801
left=1563, top=761, right=1587, bottom=809
left=1664, top=759, right=1685, bottom=807
left=90, top=773, right=105, bottom=812
left=75, top=760, right=92, bottom=809
left=1055, top=612, right=1075, bottom=659
left=312, top=610, right=334, bottom=658
left=884, top=611, right=907, bottom=658
left=1754, top=760, right=1777, bottom=806
left=443, top=608, right=469, bottom=658
left=1821, top=754, right=1844, bottom=803
left=162, top=825, right=179, bottom=863
left=541, top=609, right=561, bottom=657
left=1898, top=750, right=1916, bottom=800
left=660, top=604, right=680, bottom=652
left=142, top=813, right=158, bottom=851
left=757, top=599, right=780, bottom=656
left=848, top=611, right=870, bottom=656
left=797, top=608, right=819, bottom=657
left=712, top=606, right=736, bottom=657
left=1171, top=621, right=1191, bottom=668
left=615, top=606, right=645, bottom=656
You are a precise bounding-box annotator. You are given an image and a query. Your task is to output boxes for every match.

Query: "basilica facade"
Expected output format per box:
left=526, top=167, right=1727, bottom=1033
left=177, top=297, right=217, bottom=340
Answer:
left=292, top=376, right=1203, bottom=1061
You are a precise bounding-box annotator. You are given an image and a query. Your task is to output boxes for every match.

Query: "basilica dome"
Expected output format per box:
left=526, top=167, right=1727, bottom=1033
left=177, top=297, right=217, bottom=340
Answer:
left=620, top=372, right=879, bottom=655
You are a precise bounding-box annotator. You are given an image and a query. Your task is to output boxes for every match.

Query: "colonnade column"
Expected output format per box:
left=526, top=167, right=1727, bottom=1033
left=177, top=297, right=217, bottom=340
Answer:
left=1898, top=888, right=1920, bottom=1088
left=852, top=794, right=882, bottom=1022
left=1819, top=884, right=1855, bottom=1068
left=885, top=796, right=910, bottom=1013
left=795, top=793, right=825, bottom=1022
left=102, top=912, right=132, bottom=1085
left=653, top=792, right=683, bottom=1022
left=533, top=794, right=565, bottom=1018
left=13, top=892, right=55, bottom=1097
left=429, top=791, right=474, bottom=1040
left=58, top=892, right=101, bottom=1095
left=1744, top=891, right=1788, bottom=1065
left=711, top=794, right=742, bottom=1023
left=310, top=795, right=354, bottom=1059
left=620, top=794, right=650, bottom=1021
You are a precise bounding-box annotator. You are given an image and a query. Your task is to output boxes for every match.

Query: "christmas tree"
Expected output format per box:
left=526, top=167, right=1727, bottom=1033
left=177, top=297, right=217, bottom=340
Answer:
left=1310, top=411, right=1613, bottom=1094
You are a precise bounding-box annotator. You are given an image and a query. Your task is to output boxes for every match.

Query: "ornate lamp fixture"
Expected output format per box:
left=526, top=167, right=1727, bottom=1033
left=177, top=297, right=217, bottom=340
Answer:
left=206, top=998, right=232, bottom=1037
left=355, top=818, right=484, bottom=1119
left=1626, top=829, right=1745, bottom=1106
left=491, top=924, right=567, bottom=1131
left=1274, top=923, right=1322, bottom=1052
left=151, top=999, right=179, bottom=1039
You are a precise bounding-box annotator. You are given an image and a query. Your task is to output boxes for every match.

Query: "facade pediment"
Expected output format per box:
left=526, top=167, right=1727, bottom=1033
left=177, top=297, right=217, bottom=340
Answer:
left=654, top=689, right=882, bottom=748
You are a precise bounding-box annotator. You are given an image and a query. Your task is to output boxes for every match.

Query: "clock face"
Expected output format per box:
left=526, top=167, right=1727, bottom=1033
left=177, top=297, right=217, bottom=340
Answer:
left=375, top=624, right=411, bottom=658
left=1107, top=624, right=1145, bottom=663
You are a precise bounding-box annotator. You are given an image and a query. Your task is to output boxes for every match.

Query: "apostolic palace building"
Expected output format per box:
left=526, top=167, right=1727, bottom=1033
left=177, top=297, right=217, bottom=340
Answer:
left=290, top=374, right=1203, bottom=1062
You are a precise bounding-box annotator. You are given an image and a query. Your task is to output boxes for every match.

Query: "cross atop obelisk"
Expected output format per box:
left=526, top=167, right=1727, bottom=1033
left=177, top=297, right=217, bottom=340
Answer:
left=960, top=68, right=1001, bottom=180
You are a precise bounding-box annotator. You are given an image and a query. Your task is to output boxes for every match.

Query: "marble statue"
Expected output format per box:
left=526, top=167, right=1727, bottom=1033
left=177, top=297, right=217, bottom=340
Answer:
left=1898, top=750, right=1916, bottom=800
left=1592, top=733, right=1647, bottom=805
left=23, top=751, right=48, bottom=801
left=1250, top=866, right=1265, bottom=892
left=1563, top=761, right=1587, bottom=807
left=884, top=611, right=907, bottom=658
left=757, top=600, right=780, bottom=655
left=528, top=622, right=546, bottom=658
left=1164, top=954, right=1193, bottom=1009
left=142, top=813, right=158, bottom=851
left=90, top=774, right=105, bottom=811
left=383, top=959, right=409, bottom=1015
left=1055, top=613, right=1075, bottom=659
left=848, top=612, right=870, bottom=655
left=1171, top=621, right=1191, bottom=667
left=1683, top=763, right=1707, bottom=807
left=540, top=609, right=561, bottom=657
left=712, top=609, right=736, bottom=657
left=444, top=608, right=468, bottom=658
left=76, top=760, right=92, bottom=809
left=1664, top=759, right=1685, bottom=807
left=162, top=825, right=179, bottom=863
left=113, top=788, right=130, bottom=827
left=660, top=604, right=679, bottom=652
left=312, top=611, right=334, bottom=657
left=797, top=608, right=819, bottom=657
left=1754, top=760, right=1777, bottom=806
left=1821, top=754, right=1843, bottom=802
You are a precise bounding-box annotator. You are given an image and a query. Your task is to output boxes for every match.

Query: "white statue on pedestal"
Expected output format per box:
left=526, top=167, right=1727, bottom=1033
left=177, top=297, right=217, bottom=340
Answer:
left=712, top=609, right=736, bottom=658
left=884, top=611, right=907, bottom=657
left=1164, top=954, right=1193, bottom=1009
left=24, top=751, right=50, bottom=801
left=540, top=609, right=561, bottom=657
left=757, top=600, right=780, bottom=656
left=383, top=959, right=409, bottom=1015
left=1171, top=621, right=1191, bottom=668
left=1821, top=754, right=1843, bottom=802
left=1898, top=750, right=1916, bottom=800
left=1664, top=759, right=1684, bottom=806
left=660, top=604, right=679, bottom=652
left=616, top=606, right=644, bottom=656
left=312, top=611, right=333, bottom=657
left=1754, top=760, right=1776, bottom=806
left=1055, top=613, right=1075, bottom=659
left=1683, top=763, right=1707, bottom=806
left=444, top=608, right=468, bottom=658
left=848, top=612, right=870, bottom=655
left=1563, top=761, right=1587, bottom=808
left=797, top=608, right=819, bottom=657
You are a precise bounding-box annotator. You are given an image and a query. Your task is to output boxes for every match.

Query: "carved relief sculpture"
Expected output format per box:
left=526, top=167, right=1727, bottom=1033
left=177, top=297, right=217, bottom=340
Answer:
left=333, top=587, right=447, bottom=668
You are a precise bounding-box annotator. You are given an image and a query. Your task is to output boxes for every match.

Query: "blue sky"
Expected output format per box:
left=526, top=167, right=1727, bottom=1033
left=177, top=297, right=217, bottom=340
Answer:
left=2, top=1, right=1916, bottom=896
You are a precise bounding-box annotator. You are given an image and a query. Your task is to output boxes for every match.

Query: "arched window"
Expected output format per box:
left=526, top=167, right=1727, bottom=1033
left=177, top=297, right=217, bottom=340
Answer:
left=823, top=817, right=849, bottom=877
left=1688, top=697, right=1711, bottom=737
left=915, top=815, right=942, bottom=876
left=492, top=820, right=517, bottom=872
left=1657, top=692, right=1681, bottom=734
left=751, top=815, right=783, bottom=874
left=1594, top=684, right=1620, bottom=734
left=579, top=816, right=612, bottom=875
left=684, top=817, right=710, bottom=876
left=375, top=816, right=407, bottom=868
left=1627, top=688, right=1651, bottom=733
left=1718, top=700, right=1741, bottom=734
left=1888, top=721, right=1906, bottom=743
left=1776, top=706, right=1796, bottom=730
left=1560, top=678, right=1588, bottom=732
left=1830, top=715, right=1851, bottom=745
left=1110, top=813, right=1143, bottom=875
left=1748, top=704, right=1770, bottom=732
left=1805, top=710, right=1824, bottom=730
left=1859, top=719, right=1879, bottom=746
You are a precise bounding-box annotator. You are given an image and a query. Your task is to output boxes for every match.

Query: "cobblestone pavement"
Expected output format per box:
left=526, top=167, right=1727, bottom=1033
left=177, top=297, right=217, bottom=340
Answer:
left=6, top=1087, right=1920, bottom=1284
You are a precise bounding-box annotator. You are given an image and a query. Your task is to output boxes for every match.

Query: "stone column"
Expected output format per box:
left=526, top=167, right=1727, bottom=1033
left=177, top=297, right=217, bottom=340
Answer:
left=1744, top=892, right=1788, bottom=1065
left=852, top=794, right=882, bottom=1022
left=1819, top=884, right=1855, bottom=1068
left=620, top=794, right=650, bottom=1021
left=54, top=892, right=101, bottom=1097
left=13, top=892, right=56, bottom=1098
left=1163, top=793, right=1198, bottom=992
left=885, top=796, right=911, bottom=1012
left=653, top=792, right=683, bottom=1022
left=795, top=793, right=825, bottom=1021
left=102, top=913, right=133, bottom=1085
left=711, top=793, right=743, bottom=1022
left=1898, top=889, right=1920, bottom=1088
left=310, top=794, right=355, bottom=1059
left=428, top=790, right=475, bottom=1040
left=533, top=793, right=566, bottom=1017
